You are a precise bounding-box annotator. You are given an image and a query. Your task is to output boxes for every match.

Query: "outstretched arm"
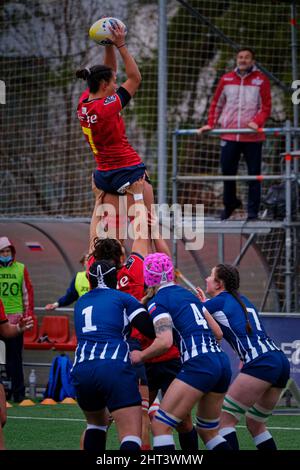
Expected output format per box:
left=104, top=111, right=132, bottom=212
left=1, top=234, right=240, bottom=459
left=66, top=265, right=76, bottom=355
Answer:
left=130, top=315, right=173, bottom=364
left=127, top=178, right=149, bottom=259
left=103, top=44, right=117, bottom=72
left=45, top=276, right=78, bottom=310
left=110, top=23, right=141, bottom=97
left=0, top=316, right=33, bottom=338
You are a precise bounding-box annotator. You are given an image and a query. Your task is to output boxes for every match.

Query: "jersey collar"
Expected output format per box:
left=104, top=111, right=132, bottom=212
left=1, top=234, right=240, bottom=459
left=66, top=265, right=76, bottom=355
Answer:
left=157, top=281, right=175, bottom=291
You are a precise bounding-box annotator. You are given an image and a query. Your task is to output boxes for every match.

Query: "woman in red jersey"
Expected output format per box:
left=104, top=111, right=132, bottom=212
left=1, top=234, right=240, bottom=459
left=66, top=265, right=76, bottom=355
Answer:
left=0, top=300, right=33, bottom=449
left=76, top=22, right=154, bottom=248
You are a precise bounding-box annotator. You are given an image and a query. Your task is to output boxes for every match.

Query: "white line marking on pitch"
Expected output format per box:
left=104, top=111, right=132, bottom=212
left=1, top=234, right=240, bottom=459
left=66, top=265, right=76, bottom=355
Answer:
left=8, top=416, right=300, bottom=430
left=8, top=416, right=85, bottom=422
left=237, top=425, right=300, bottom=431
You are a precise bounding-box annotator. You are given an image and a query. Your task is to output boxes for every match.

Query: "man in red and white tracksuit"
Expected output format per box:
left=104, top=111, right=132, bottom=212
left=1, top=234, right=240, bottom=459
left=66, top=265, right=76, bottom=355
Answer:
left=199, top=48, right=272, bottom=220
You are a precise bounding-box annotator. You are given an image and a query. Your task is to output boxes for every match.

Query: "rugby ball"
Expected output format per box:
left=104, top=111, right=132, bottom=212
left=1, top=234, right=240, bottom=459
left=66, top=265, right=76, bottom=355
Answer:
left=89, top=17, right=127, bottom=46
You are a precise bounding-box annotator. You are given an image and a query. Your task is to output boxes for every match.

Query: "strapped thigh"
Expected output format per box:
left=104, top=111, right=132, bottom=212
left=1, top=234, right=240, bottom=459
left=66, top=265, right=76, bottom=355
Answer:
left=246, top=403, right=273, bottom=423
left=154, top=408, right=181, bottom=429
left=196, top=416, right=220, bottom=430
left=222, top=394, right=249, bottom=422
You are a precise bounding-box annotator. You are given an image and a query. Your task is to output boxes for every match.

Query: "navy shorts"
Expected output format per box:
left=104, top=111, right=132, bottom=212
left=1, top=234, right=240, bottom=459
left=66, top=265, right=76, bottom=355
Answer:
left=71, top=359, right=141, bottom=412
left=145, top=359, right=181, bottom=394
left=241, top=350, right=290, bottom=388
left=176, top=352, right=232, bottom=394
left=127, top=337, right=148, bottom=386
left=94, top=163, right=150, bottom=195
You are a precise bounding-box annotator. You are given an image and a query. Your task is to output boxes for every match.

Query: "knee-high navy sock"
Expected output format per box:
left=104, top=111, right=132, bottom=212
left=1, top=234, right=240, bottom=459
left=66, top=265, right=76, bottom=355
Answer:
left=83, top=427, right=106, bottom=451
left=254, top=431, right=277, bottom=450
left=206, top=435, right=232, bottom=451
left=219, top=426, right=239, bottom=450
left=120, top=436, right=141, bottom=452
left=178, top=427, right=198, bottom=451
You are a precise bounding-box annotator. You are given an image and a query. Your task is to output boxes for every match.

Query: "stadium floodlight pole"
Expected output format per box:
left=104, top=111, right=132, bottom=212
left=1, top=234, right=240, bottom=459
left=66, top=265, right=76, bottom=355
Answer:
left=176, top=0, right=291, bottom=93
left=158, top=0, right=167, bottom=205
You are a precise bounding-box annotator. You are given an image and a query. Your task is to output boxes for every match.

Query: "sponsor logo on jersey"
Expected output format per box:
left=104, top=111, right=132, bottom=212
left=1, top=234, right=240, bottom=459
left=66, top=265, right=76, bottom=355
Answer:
left=251, top=78, right=263, bottom=86
left=118, top=275, right=129, bottom=288
left=224, top=77, right=234, bottom=81
left=125, top=256, right=135, bottom=270
left=104, top=95, right=117, bottom=105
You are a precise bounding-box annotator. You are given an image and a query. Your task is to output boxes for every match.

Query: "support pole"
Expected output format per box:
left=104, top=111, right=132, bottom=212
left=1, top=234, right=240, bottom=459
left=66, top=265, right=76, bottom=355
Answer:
left=291, top=1, right=299, bottom=310
left=158, top=0, right=167, bottom=205
left=172, top=132, right=178, bottom=267
left=285, top=120, right=292, bottom=313
left=218, top=234, right=224, bottom=264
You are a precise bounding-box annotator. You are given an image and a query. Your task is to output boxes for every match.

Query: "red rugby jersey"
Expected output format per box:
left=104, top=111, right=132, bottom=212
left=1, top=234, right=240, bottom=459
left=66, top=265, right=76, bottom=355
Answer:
left=77, top=89, right=142, bottom=171
left=117, top=253, right=180, bottom=363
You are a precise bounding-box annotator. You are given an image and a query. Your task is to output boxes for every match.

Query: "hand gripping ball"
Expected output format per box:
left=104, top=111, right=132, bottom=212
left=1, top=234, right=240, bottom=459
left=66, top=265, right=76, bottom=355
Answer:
left=89, top=17, right=127, bottom=46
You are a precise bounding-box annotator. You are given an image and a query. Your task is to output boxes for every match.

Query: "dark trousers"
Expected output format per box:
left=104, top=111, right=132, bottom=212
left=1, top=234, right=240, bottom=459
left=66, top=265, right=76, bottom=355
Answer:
left=4, top=334, right=25, bottom=402
left=220, top=140, right=263, bottom=217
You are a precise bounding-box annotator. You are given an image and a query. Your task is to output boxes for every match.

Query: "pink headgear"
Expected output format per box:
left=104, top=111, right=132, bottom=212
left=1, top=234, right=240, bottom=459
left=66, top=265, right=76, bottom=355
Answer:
left=144, top=253, right=174, bottom=287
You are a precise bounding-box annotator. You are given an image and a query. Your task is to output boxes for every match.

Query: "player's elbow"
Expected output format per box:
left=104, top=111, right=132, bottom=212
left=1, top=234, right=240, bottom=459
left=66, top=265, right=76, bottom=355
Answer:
left=133, top=72, right=142, bottom=86
left=215, top=331, right=223, bottom=342
left=213, top=324, right=223, bottom=341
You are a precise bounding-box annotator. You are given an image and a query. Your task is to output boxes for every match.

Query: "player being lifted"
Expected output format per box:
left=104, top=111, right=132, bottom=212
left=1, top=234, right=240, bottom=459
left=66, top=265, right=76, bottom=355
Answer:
left=76, top=21, right=154, bottom=250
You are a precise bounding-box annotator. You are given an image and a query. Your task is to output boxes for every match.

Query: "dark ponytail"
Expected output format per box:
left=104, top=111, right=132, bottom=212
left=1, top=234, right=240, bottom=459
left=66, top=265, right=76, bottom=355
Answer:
left=76, top=64, right=113, bottom=93
left=215, top=264, right=252, bottom=334
left=91, top=238, right=123, bottom=271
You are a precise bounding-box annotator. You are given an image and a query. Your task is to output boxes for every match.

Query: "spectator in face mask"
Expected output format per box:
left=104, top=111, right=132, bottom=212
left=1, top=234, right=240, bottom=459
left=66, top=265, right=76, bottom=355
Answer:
left=0, top=237, right=34, bottom=403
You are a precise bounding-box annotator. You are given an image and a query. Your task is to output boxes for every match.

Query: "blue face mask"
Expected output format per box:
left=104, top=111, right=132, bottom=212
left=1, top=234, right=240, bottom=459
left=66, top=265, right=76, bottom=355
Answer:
left=0, top=255, right=12, bottom=263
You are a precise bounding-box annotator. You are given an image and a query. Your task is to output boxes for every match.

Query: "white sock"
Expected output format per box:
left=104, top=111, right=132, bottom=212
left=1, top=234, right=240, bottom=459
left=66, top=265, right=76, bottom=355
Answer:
left=254, top=431, right=272, bottom=446
left=206, top=435, right=227, bottom=450
left=153, top=434, right=175, bottom=447
left=219, top=426, right=236, bottom=437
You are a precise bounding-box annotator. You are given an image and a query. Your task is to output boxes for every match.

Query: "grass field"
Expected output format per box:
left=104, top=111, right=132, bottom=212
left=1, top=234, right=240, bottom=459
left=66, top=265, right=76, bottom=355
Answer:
left=4, top=403, right=300, bottom=450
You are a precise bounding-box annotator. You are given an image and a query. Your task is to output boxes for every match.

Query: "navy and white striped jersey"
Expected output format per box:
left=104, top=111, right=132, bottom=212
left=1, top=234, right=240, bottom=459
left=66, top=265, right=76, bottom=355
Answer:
left=73, top=287, right=146, bottom=366
left=147, top=283, right=222, bottom=362
left=203, top=291, right=280, bottom=364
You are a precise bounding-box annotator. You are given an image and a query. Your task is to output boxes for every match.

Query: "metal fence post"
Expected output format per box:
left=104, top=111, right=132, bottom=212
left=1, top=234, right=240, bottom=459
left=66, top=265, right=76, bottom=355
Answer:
left=158, top=0, right=167, bottom=205
left=172, top=131, right=178, bottom=267
left=291, top=1, right=299, bottom=311
left=285, top=120, right=292, bottom=313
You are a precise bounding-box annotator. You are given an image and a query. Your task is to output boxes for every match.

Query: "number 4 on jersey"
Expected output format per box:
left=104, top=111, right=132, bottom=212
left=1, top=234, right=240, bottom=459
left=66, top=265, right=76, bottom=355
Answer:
left=190, top=303, right=208, bottom=329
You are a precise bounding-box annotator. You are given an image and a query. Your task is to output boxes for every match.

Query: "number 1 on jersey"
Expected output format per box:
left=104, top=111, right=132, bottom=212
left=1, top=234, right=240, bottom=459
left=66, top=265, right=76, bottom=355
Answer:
left=82, top=126, right=98, bottom=154
left=82, top=305, right=97, bottom=333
